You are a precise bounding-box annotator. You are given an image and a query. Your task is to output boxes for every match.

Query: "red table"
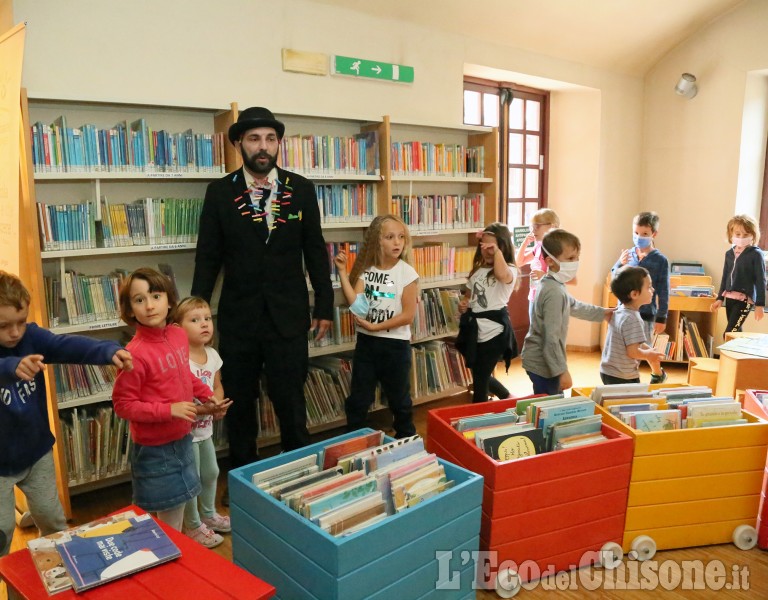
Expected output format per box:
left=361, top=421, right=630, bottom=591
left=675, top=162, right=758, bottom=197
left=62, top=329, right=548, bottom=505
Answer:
left=0, top=506, right=274, bottom=600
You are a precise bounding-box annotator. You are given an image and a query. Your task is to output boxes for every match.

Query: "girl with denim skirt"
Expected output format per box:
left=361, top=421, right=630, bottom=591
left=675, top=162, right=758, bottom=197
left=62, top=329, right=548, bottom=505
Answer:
left=112, top=268, right=223, bottom=531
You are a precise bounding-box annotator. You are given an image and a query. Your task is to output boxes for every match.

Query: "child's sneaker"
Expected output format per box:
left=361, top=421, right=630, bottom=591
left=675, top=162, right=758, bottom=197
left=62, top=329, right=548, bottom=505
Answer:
left=202, top=513, right=231, bottom=533
left=185, top=523, right=224, bottom=548
left=650, top=369, right=668, bottom=385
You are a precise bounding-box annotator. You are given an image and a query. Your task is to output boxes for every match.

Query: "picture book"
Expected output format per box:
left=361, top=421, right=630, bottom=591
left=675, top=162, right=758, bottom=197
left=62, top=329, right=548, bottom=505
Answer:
left=251, top=453, right=318, bottom=487
left=591, top=383, right=649, bottom=405
left=453, top=409, right=518, bottom=432
left=27, top=510, right=137, bottom=595
left=554, top=433, right=608, bottom=450
left=482, top=428, right=545, bottom=462
left=629, top=409, right=681, bottom=432
left=546, top=415, right=602, bottom=451
left=514, top=393, right=563, bottom=417
left=321, top=431, right=384, bottom=469
left=54, top=513, right=180, bottom=592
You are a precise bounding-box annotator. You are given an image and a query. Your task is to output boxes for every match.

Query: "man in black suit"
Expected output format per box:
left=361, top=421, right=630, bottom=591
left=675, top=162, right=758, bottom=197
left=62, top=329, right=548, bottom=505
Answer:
left=192, top=107, right=333, bottom=470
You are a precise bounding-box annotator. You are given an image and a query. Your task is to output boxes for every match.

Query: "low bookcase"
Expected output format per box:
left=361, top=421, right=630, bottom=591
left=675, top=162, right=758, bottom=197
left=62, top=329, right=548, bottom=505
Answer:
left=743, top=389, right=768, bottom=550
left=573, top=385, right=768, bottom=558
left=229, top=429, right=483, bottom=600
left=426, top=397, right=633, bottom=596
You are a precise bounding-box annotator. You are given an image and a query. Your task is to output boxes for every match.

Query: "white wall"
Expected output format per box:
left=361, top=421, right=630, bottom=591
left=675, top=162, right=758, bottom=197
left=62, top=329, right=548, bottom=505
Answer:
left=642, top=0, right=768, bottom=337
left=14, top=0, right=647, bottom=346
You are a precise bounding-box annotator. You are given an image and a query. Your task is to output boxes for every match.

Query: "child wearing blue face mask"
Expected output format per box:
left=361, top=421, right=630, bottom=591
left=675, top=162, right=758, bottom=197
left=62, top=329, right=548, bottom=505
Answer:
left=335, top=215, right=418, bottom=438
left=521, top=230, right=614, bottom=395
left=611, top=211, right=670, bottom=343
left=710, top=214, right=765, bottom=334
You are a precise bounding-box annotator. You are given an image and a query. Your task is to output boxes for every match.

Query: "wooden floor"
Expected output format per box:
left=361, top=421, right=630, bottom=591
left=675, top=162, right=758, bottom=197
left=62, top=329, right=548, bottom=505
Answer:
left=4, top=352, right=768, bottom=599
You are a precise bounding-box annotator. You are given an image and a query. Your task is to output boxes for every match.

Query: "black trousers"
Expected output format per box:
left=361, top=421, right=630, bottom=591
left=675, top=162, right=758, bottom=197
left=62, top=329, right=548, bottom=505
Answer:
left=219, top=318, right=310, bottom=470
left=600, top=372, right=640, bottom=385
left=724, top=298, right=752, bottom=334
left=471, top=333, right=510, bottom=403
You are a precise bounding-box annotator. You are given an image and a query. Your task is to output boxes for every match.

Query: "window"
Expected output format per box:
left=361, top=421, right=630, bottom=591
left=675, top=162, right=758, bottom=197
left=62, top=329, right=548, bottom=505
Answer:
left=464, top=78, right=548, bottom=228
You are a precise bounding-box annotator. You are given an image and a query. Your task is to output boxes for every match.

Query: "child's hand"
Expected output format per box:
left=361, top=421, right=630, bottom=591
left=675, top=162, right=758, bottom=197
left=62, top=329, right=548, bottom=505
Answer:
left=530, top=269, right=545, bottom=283
left=619, top=249, right=632, bottom=266
left=755, top=306, right=764, bottom=321
left=559, top=371, right=573, bottom=391
left=16, top=354, right=46, bottom=381
left=213, top=398, right=233, bottom=420
left=170, top=401, right=198, bottom=422
left=653, top=322, right=667, bottom=335
left=112, top=349, right=133, bottom=371
left=603, top=308, right=616, bottom=322
left=523, top=232, right=536, bottom=247
left=334, top=251, right=348, bottom=275
left=480, top=241, right=499, bottom=254
left=354, top=315, right=378, bottom=331
left=710, top=299, right=723, bottom=312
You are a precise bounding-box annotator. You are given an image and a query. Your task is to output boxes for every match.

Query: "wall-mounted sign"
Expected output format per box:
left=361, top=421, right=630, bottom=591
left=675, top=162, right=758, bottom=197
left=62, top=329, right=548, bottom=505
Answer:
left=332, top=55, right=414, bottom=83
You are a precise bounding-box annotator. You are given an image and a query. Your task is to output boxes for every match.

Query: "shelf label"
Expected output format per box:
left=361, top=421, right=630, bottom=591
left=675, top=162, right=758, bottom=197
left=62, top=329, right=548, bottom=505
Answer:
left=149, top=243, right=193, bottom=251
left=332, top=55, right=414, bottom=83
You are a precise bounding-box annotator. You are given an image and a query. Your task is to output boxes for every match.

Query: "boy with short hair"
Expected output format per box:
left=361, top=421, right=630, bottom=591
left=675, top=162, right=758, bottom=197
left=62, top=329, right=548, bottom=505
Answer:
left=521, top=230, right=613, bottom=395
left=612, top=211, right=670, bottom=342
left=601, top=266, right=667, bottom=385
left=0, top=271, right=132, bottom=556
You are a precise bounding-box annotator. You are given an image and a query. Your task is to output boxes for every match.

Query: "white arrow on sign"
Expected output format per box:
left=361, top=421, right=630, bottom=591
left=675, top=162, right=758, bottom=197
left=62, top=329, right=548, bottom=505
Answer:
left=372, top=65, right=381, bottom=74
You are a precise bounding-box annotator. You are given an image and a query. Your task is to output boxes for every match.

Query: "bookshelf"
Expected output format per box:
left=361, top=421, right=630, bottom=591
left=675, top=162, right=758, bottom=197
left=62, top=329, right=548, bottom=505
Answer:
left=25, top=100, right=497, bottom=508
left=599, top=274, right=717, bottom=364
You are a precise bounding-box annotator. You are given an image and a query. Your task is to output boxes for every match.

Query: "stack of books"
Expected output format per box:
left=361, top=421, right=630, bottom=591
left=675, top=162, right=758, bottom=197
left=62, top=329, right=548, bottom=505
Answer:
left=252, top=432, right=453, bottom=536
left=390, top=194, right=485, bottom=231
left=279, top=131, right=380, bottom=176
left=411, top=243, right=474, bottom=283
left=316, top=183, right=376, bottom=224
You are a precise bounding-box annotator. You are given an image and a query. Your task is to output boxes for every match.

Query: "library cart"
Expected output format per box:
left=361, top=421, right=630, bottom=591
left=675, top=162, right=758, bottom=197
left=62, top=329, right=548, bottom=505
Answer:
left=743, top=389, right=768, bottom=550
left=229, top=429, right=483, bottom=600
left=426, top=397, right=634, bottom=598
left=0, top=504, right=275, bottom=600
left=573, top=385, right=768, bottom=559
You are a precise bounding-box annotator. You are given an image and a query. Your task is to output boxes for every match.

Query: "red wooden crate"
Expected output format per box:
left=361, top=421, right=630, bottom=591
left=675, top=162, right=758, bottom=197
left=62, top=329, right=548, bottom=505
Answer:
left=426, top=396, right=633, bottom=583
left=744, top=389, right=768, bottom=550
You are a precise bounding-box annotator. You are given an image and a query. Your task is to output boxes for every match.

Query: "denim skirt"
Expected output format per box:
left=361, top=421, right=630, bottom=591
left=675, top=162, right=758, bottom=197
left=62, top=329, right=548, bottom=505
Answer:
left=130, top=435, right=201, bottom=512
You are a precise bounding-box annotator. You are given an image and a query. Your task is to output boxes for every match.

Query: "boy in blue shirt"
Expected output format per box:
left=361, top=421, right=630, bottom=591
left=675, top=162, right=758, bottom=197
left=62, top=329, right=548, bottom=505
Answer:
left=601, top=266, right=667, bottom=385
left=612, top=211, right=670, bottom=343
left=0, top=271, right=132, bottom=556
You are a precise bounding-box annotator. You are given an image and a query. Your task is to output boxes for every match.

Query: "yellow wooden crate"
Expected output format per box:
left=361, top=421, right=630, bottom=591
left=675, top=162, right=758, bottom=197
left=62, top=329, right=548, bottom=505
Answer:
left=623, top=518, right=753, bottom=552
left=625, top=495, right=760, bottom=531
left=631, top=443, right=768, bottom=481
left=628, top=470, right=764, bottom=506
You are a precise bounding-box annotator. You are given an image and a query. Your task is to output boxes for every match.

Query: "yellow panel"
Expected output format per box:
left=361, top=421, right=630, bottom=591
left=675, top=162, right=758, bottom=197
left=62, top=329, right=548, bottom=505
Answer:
left=631, top=446, right=768, bottom=481
left=623, top=518, right=756, bottom=552
left=627, top=470, right=765, bottom=506
left=625, top=495, right=760, bottom=530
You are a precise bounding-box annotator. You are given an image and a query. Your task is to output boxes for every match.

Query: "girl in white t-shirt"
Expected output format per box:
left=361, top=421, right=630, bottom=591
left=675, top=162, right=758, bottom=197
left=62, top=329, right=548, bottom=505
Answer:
left=335, top=215, right=419, bottom=438
left=173, top=297, right=232, bottom=549
left=458, top=223, right=518, bottom=403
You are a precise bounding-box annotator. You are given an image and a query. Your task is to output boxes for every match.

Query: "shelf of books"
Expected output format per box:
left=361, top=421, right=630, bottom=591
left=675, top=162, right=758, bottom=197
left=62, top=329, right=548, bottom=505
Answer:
left=25, top=100, right=497, bottom=509
left=230, top=429, right=483, bottom=598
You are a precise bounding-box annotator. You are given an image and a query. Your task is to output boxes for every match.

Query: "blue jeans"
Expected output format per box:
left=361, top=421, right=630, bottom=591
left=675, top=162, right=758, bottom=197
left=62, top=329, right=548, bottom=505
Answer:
left=346, top=333, right=416, bottom=438
left=526, top=371, right=562, bottom=396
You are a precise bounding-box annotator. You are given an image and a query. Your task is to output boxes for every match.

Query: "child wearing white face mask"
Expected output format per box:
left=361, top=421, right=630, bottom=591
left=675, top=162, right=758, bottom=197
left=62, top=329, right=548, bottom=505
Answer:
left=611, top=211, right=670, bottom=343
left=521, top=230, right=614, bottom=395
left=710, top=214, right=766, bottom=334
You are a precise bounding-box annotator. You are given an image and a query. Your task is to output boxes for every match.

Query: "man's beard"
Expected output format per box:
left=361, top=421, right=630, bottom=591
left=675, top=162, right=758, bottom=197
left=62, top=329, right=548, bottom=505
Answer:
left=241, top=147, right=278, bottom=176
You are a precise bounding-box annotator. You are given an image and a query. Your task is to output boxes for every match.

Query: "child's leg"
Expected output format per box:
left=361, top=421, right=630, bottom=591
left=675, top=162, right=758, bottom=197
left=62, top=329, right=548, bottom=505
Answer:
left=345, top=334, right=379, bottom=432
left=17, top=450, right=67, bottom=537
left=488, top=376, right=510, bottom=399
left=471, top=335, right=506, bottom=403
left=196, top=437, right=220, bottom=520
left=156, top=504, right=185, bottom=531
left=183, top=441, right=204, bottom=531
left=601, top=373, right=640, bottom=385
left=0, top=473, right=19, bottom=556
left=526, top=371, right=561, bottom=395
left=376, top=338, right=416, bottom=438
left=724, top=299, right=751, bottom=333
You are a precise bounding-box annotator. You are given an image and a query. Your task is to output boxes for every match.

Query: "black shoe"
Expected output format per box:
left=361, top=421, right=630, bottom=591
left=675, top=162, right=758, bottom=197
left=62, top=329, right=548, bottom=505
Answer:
left=650, top=369, right=668, bottom=385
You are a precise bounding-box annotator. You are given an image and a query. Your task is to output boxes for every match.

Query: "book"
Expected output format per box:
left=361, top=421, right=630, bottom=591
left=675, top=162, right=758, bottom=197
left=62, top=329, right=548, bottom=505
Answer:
left=482, top=428, right=545, bottom=461
left=321, top=431, right=384, bottom=469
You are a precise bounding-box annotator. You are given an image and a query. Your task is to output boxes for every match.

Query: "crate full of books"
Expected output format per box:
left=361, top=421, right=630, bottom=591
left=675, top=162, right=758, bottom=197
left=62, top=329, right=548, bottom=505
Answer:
left=573, top=383, right=768, bottom=557
left=743, top=389, right=768, bottom=550
left=426, top=396, right=633, bottom=597
left=229, top=429, right=483, bottom=600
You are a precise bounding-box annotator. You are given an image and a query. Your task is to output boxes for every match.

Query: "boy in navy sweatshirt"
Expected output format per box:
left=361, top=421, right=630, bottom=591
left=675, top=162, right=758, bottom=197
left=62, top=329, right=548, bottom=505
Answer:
left=0, top=271, right=132, bottom=556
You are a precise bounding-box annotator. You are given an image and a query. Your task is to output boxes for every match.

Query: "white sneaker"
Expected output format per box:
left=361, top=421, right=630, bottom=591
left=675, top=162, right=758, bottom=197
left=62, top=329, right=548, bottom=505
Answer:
left=184, top=523, right=224, bottom=549
left=201, top=513, right=231, bottom=533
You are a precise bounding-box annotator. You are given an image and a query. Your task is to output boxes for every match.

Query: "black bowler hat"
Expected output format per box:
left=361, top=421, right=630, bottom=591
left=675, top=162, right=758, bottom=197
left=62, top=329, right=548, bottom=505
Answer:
left=228, top=106, right=285, bottom=143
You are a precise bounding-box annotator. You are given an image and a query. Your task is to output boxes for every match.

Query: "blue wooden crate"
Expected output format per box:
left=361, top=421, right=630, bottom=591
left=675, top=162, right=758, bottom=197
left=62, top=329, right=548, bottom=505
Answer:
left=230, top=429, right=483, bottom=600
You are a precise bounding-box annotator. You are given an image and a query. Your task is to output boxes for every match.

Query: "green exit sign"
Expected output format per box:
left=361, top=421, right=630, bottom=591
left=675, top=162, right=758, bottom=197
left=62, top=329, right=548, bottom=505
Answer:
left=332, top=55, right=414, bottom=83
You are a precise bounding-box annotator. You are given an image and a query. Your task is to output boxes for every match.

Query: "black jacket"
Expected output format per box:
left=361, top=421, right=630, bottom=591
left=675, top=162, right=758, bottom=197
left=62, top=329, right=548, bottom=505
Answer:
left=191, top=167, right=333, bottom=342
left=716, top=245, right=766, bottom=307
